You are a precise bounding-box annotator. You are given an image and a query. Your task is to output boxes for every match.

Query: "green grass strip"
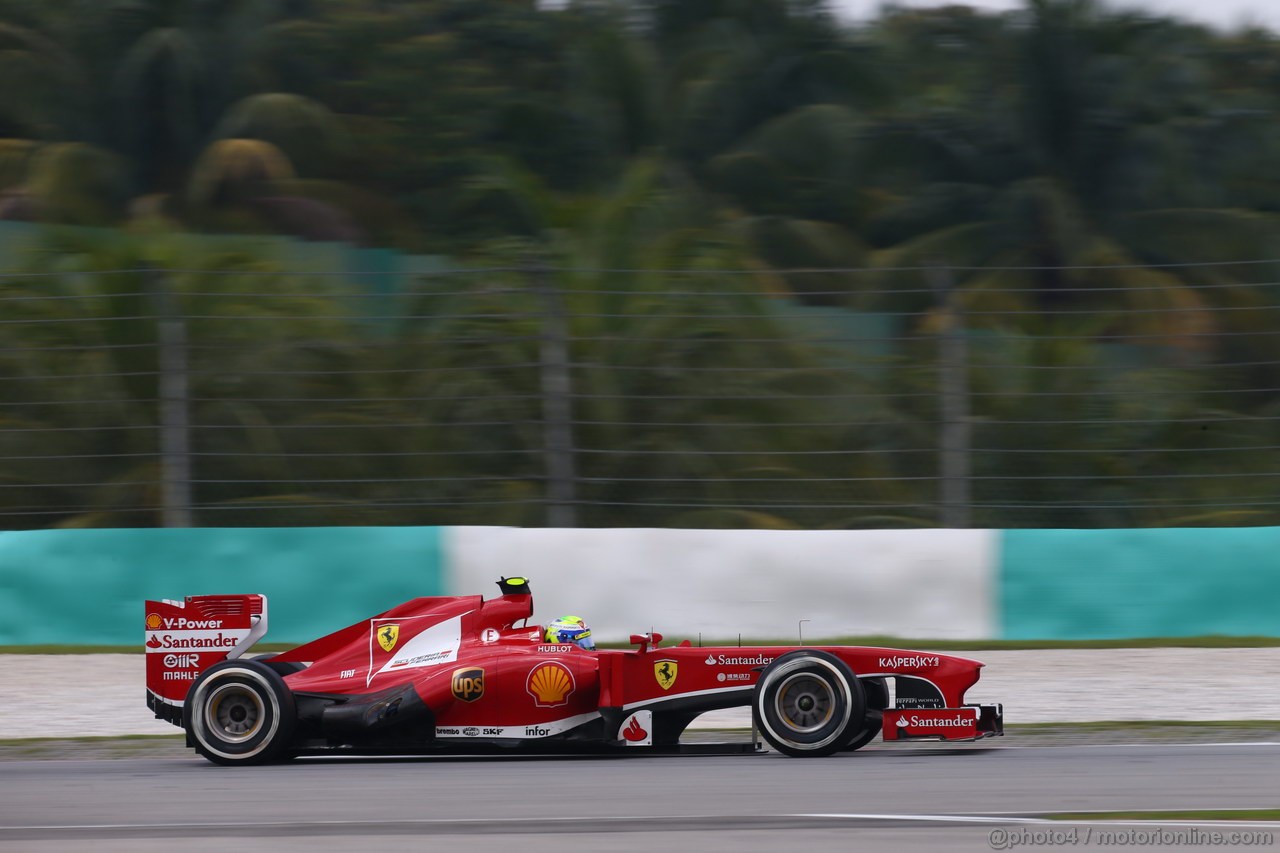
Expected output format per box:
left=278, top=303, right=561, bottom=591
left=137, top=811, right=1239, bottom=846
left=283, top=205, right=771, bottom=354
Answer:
left=0, top=734, right=187, bottom=760
left=1, top=734, right=182, bottom=745
left=1009, top=720, right=1280, bottom=731
left=653, top=635, right=1280, bottom=650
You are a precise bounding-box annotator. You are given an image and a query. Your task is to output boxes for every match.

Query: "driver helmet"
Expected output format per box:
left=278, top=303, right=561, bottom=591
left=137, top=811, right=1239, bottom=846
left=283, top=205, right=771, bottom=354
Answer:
left=543, top=615, right=595, bottom=650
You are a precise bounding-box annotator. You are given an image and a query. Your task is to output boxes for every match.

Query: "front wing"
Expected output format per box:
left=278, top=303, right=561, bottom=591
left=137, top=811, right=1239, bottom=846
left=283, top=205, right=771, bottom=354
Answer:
left=882, top=704, right=1004, bottom=741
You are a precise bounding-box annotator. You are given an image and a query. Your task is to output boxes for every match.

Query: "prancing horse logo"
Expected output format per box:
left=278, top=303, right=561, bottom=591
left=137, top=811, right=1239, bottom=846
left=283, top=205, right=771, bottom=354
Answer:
left=377, top=623, right=400, bottom=652
left=654, top=659, right=678, bottom=691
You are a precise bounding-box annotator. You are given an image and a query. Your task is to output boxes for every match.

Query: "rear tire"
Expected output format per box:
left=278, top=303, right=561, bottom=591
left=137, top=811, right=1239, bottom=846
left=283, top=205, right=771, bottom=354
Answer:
left=251, top=653, right=307, bottom=677
left=184, top=660, right=296, bottom=766
left=752, top=650, right=864, bottom=757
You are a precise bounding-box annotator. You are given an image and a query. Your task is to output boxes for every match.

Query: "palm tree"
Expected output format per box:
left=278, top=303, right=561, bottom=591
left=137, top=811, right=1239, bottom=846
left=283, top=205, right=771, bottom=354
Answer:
left=450, top=156, right=912, bottom=528
left=0, top=229, right=375, bottom=528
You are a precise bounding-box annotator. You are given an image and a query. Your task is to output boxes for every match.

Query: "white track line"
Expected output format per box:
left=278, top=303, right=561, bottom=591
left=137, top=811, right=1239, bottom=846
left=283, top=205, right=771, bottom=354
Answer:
left=876, top=741, right=1280, bottom=750
left=7, top=814, right=1279, bottom=832
left=797, top=813, right=1280, bottom=828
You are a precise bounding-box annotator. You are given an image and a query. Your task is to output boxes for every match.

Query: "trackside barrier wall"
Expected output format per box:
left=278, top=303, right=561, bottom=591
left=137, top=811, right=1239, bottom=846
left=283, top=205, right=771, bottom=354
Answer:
left=0, top=527, right=995, bottom=645
left=1000, top=527, right=1280, bottom=639
left=0, top=527, right=444, bottom=645
left=2, top=526, right=1278, bottom=645
left=446, top=527, right=997, bottom=642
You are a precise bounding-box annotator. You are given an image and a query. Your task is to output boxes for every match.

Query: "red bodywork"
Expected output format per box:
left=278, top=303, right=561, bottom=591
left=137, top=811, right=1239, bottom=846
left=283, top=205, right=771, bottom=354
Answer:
left=146, top=581, right=1003, bottom=756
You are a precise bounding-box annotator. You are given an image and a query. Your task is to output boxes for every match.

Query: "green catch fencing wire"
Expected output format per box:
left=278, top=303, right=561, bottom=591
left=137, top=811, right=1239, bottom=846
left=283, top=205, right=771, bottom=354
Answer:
left=1, top=261, right=1278, bottom=528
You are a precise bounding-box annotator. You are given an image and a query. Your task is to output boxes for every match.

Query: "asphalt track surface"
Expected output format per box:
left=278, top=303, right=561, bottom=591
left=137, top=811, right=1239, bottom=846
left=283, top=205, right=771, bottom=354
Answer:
left=3, top=742, right=1279, bottom=853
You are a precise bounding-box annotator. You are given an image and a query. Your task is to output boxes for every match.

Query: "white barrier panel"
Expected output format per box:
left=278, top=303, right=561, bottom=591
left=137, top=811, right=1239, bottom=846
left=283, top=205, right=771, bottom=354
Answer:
left=447, top=528, right=997, bottom=641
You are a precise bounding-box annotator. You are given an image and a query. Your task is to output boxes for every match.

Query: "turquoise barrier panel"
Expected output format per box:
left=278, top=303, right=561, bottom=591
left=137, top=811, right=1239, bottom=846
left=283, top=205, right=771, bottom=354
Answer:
left=0, top=527, right=443, bottom=645
left=1001, top=527, right=1280, bottom=639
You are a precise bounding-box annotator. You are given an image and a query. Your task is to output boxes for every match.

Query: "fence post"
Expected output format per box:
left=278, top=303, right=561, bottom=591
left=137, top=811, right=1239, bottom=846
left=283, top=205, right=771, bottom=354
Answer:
left=153, top=269, right=192, bottom=528
left=531, top=263, right=577, bottom=527
left=930, top=264, right=971, bottom=528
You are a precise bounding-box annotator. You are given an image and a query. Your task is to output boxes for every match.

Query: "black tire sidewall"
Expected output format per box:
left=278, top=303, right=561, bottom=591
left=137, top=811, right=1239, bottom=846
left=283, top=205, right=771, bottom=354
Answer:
left=183, top=660, right=296, bottom=765
left=753, top=650, right=865, bottom=757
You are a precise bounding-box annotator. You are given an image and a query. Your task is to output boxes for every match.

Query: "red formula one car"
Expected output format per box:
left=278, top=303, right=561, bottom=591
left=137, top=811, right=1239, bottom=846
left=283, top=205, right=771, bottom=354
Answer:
left=144, top=577, right=1003, bottom=765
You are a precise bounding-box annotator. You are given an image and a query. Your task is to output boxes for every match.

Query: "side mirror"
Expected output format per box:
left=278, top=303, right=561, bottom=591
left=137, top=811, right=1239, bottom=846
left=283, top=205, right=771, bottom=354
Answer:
left=629, top=631, right=664, bottom=651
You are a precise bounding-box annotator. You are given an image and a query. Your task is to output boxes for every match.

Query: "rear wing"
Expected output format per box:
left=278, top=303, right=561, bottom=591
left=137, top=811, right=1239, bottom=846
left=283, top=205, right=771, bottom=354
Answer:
left=144, top=594, right=268, bottom=724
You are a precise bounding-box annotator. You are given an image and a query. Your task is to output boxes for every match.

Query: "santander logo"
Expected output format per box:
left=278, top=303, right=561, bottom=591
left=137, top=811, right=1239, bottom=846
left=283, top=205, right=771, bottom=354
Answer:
left=903, top=713, right=973, bottom=728
left=622, top=716, right=649, bottom=742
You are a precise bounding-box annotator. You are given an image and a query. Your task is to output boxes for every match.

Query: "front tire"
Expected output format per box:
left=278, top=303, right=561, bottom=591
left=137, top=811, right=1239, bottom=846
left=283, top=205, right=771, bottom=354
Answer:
left=752, top=650, right=865, bottom=757
left=184, top=660, right=297, bottom=766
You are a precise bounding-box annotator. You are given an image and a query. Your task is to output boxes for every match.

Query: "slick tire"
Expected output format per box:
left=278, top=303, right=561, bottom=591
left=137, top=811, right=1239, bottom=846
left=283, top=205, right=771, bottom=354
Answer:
left=752, top=650, right=864, bottom=758
left=184, top=659, right=297, bottom=766
left=250, top=653, right=307, bottom=677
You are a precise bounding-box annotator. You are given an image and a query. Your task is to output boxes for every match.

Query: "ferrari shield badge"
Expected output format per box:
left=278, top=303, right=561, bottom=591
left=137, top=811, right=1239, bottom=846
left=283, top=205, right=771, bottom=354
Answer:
left=377, top=623, right=400, bottom=652
left=654, top=659, right=678, bottom=690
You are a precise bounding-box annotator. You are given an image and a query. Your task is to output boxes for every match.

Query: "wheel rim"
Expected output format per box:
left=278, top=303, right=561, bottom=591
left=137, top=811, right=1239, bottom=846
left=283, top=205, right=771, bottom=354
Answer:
left=772, top=672, right=836, bottom=734
left=205, top=682, right=266, bottom=743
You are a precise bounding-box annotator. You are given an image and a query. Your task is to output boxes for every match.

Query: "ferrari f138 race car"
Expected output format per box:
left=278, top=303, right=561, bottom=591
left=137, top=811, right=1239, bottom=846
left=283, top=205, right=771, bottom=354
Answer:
left=144, top=577, right=1003, bottom=765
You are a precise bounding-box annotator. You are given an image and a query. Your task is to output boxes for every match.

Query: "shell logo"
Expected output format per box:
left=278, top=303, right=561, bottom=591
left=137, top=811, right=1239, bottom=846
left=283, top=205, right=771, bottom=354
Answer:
left=526, top=662, right=575, bottom=707
left=145, top=613, right=163, bottom=630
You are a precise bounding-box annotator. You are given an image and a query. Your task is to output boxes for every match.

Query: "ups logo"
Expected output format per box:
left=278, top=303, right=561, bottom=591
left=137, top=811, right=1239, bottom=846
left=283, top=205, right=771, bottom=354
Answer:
left=451, top=667, right=485, bottom=702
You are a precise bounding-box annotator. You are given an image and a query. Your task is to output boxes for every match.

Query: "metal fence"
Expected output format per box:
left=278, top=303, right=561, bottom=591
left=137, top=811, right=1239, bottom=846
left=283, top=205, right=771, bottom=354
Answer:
left=2, top=261, right=1278, bottom=530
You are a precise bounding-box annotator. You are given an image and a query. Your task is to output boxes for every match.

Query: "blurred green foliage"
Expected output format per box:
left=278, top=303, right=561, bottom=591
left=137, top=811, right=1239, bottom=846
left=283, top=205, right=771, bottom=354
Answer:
left=0, top=0, right=1278, bottom=530
left=0, top=0, right=1274, bottom=259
